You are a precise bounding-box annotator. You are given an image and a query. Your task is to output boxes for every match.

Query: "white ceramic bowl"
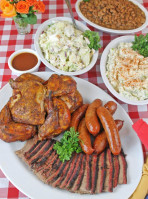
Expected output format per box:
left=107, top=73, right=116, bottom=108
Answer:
left=75, top=0, right=148, bottom=34
left=8, top=49, right=41, bottom=75
left=34, top=17, right=99, bottom=75
left=100, top=35, right=148, bottom=105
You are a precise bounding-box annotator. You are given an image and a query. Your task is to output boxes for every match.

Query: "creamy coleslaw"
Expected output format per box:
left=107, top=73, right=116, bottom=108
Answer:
left=106, top=42, right=148, bottom=101
left=39, top=21, right=95, bottom=72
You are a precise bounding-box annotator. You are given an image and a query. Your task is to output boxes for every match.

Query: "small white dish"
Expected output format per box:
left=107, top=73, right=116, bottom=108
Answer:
left=75, top=0, right=148, bottom=34
left=100, top=35, right=148, bottom=105
left=8, top=49, right=41, bottom=75
left=34, top=17, right=99, bottom=75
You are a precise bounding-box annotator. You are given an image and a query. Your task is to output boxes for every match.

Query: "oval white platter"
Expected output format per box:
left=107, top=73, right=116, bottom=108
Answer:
left=75, top=0, right=148, bottom=34
left=0, top=72, right=143, bottom=199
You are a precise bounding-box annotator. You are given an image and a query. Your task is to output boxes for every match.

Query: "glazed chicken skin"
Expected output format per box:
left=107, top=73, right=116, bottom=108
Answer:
left=14, top=73, right=45, bottom=84
left=0, top=73, right=83, bottom=143
left=0, top=104, right=36, bottom=142
left=9, top=79, right=46, bottom=125
left=38, top=97, right=71, bottom=140
left=45, top=74, right=82, bottom=113
left=45, top=74, right=77, bottom=97
left=60, top=90, right=83, bottom=113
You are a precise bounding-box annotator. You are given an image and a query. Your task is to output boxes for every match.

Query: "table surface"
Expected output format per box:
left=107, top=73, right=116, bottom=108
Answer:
left=0, top=0, right=148, bottom=198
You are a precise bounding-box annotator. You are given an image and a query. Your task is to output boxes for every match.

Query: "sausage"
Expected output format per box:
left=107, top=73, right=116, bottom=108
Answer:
left=85, top=99, right=102, bottom=136
left=115, top=120, right=124, bottom=131
left=78, top=118, right=94, bottom=154
left=93, top=119, right=124, bottom=154
left=96, top=107, right=121, bottom=155
left=104, top=101, right=117, bottom=115
left=93, top=132, right=108, bottom=155
left=70, top=104, right=89, bottom=131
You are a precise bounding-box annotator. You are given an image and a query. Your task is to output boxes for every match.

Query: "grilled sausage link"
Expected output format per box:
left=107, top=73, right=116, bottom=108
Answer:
left=97, top=107, right=121, bottom=155
left=78, top=118, right=94, bottom=154
left=70, top=104, right=89, bottom=131
left=94, top=120, right=124, bottom=154
left=85, top=99, right=102, bottom=136
left=104, top=101, right=117, bottom=115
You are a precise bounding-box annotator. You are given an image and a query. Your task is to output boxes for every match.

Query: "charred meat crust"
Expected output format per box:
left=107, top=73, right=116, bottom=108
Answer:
left=16, top=138, right=127, bottom=194
left=71, top=154, right=86, bottom=192
left=66, top=153, right=83, bottom=189
left=91, top=155, right=98, bottom=194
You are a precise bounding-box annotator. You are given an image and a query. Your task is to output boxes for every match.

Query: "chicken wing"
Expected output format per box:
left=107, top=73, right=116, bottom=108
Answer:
left=0, top=103, right=11, bottom=124
left=9, top=79, right=46, bottom=125
left=60, top=90, right=83, bottom=113
left=45, top=74, right=77, bottom=97
left=53, top=97, right=71, bottom=134
left=0, top=104, right=36, bottom=142
left=38, top=98, right=71, bottom=140
left=38, top=100, right=59, bottom=140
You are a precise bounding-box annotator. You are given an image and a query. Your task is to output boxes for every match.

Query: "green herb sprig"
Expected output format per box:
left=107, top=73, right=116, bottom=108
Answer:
left=83, top=30, right=101, bottom=50
left=53, top=128, right=82, bottom=162
left=132, top=34, right=148, bottom=57
left=83, top=0, right=90, bottom=2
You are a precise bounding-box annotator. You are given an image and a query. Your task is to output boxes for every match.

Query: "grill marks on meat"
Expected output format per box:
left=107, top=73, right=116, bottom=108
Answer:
left=118, top=150, right=127, bottom=185
left=95, top=151, right=106, bottom=193
left=91, top=154, right=98, bottom=194
left=16, top=138, right=127, bottom=194
left=66, top=153, right=83, bottom=189
left=113, top=155, right=119, bottom=188
left=59, top=154, right=78, bottom=189
left=103, top=149, right=114, bottom=192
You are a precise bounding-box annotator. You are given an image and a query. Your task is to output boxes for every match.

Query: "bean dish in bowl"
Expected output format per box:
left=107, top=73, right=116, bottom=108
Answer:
left=76, top=0, right=148, bottom=34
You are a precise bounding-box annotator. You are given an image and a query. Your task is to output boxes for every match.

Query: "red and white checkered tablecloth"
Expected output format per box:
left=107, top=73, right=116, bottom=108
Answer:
left=0, top=0, right=148, bottom=198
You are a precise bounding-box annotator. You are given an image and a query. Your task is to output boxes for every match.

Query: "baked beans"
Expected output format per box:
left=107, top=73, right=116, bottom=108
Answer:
left=79, top=0, right=146, bottom=30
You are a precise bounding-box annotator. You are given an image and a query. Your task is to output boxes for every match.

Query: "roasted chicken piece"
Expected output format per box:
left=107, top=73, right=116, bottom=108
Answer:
left=0, top=104, right=36, bottom=142
left=38, top=98, right=71, bottom=140
left=9, top=79, right=46, bottom=125
left=60, top=90, right=83, bottom=113
left=45, top=74, right=77, bottom=97
left=14, top=73, right=45, bottom=84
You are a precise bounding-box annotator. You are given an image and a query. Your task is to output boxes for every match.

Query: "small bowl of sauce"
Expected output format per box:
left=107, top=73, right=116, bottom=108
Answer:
left=8, top=49, right=41, bottom=74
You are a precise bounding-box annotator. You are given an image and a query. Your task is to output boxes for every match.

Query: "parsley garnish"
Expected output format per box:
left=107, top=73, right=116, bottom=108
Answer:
left=83, top=30, right=101, bottom=50
left=53, top=128, right=82, bottom=162
left=83, top=0, right=89, bottom=2
left=132, top=34, right=148, bottom=57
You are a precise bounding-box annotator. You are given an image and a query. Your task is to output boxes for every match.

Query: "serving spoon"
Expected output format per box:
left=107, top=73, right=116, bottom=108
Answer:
left=65, top=0, right=79, bottom=29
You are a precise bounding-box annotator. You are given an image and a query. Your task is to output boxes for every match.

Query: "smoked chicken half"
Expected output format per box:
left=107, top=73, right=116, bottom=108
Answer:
left=9, top=79, right=46, bottom=125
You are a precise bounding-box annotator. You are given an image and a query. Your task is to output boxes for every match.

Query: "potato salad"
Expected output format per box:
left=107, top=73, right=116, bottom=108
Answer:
left=39, top=21, right=94, bottom=72
left=106, top=43, right=148, bottom=101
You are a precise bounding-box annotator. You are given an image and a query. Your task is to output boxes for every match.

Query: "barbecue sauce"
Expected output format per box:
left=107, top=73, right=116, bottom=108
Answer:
left=12, top=52, right=38, bottom=71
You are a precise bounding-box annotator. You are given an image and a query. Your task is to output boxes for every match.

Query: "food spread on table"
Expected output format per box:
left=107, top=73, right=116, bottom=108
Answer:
left=0, top=0, right=148, bottom=197
left=39, top=21, right=101, bottom=72
left=79, top=0, right=146, bottom=30
left=106, top=35, right=148, bottom=101
left=0, top=73, right=127, bottom=194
